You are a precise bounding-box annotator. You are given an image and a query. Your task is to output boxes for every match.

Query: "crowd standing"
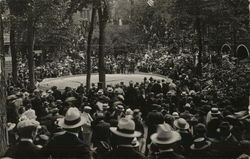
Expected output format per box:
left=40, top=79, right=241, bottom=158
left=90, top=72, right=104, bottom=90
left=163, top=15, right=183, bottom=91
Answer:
left=3, top=47, right=250, bottom=159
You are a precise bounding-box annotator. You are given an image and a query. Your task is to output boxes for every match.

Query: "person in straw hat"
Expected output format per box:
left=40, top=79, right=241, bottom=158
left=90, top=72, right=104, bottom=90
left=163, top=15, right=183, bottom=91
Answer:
left=4, top=117, right=42, bottom=159
left=150, top=123, right=184, bottom=159
left=173, top=118, right=193, bottom=154
left=188, top=137, right=212, bottom=158
left=100, top=118, right=145, bottom=159
left=41, top=107, right=91, bottom=159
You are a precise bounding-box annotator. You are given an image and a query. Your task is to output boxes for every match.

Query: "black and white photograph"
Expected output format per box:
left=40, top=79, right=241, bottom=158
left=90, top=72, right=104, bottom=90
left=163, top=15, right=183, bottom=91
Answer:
left=0, top=0, right=250, bottom=158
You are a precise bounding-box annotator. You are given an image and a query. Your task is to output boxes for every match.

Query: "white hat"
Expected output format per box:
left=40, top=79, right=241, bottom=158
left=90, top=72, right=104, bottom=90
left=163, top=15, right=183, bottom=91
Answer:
left=173, top=118, right=190, bottom=130
left=65, top=97, right=77, bottom=103
left=125, top=109, right=133, bottom=115
left=21, top=109, right=37, bottom=120
left=84, top=106, right=92, bottom=110
left=110, top=118, right=141, bottom=138
left=17, top=119, right=40, bottom=130
left=172, top=112, right=179, bottom=118
left=117, top=95, right=124, bottom=101
left=150, top=124, right=181, bottom=145
left=58, top=107, right=86, bottom=129
left=116, top=105, right=124, bottom=111
left=184, top=103, right=191, bottom=108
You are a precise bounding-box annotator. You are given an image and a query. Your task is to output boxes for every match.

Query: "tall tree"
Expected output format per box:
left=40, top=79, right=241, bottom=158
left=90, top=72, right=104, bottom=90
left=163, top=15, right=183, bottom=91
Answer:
left=97, top=0, right=109, bottom=89
left=86, top=5, right=96, bottom=91
left=7, top=0, right=28, bottom=85
left=0, top=0, right=7, bottom=155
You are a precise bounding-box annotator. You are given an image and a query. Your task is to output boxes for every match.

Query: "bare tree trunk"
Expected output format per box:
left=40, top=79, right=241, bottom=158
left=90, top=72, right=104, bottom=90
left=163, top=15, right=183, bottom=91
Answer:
left=97, top=0, right=108, bottom=89
left=10, top=17, right=18, bottom=85
left=27, top=16, right=35, bottom=91
left=0, top=12, right=8, bottom=156
left=197, top=17, right=202, bottom=77
left=86, top=7, right=96, bottom=91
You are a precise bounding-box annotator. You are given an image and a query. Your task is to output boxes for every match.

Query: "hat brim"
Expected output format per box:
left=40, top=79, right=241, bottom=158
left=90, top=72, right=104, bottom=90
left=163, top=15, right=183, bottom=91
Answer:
left=190, top=141, right=211, bottom=150
left=110, top=127, right=141, bottom=138
left=58, top=116, right=86, bottom=129
left=173, top=120, right=190, bottom=130
left=150, top=131, right=181, bottom=145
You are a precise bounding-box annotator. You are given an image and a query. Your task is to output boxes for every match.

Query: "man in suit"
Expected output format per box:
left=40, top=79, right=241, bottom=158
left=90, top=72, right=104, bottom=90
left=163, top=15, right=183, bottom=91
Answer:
left=145, top=104, right=164, bottom=155
left=150, top=123, right=185, bottom=159
left=41, top=107, right=91, bottom=159
left=92, top=112, right=111, bottom=147
left=100, top=118, right=145, bottom=159
left=4, top=117, right=42, bottom=159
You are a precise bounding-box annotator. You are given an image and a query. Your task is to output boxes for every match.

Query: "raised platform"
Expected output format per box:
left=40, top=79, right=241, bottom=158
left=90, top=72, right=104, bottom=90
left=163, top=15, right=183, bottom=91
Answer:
left=37, top=73, right=171, bottom=90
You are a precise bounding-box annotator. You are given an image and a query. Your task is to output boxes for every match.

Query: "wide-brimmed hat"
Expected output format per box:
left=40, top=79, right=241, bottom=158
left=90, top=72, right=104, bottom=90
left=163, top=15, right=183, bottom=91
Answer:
left=174, top=118, right=190, bottom=130
left=190, top=138, right=211, bottom=150
left=116, top=105, right=124, bottom=111
left=58, top=107, right=86, bottom=129
left=7, top=95, right=17, bottom=101
left=110, top=118, right=141, bottom=138
left=150, top=124, right=181, bottom=145
left=17, top=119, right=40, bottom=130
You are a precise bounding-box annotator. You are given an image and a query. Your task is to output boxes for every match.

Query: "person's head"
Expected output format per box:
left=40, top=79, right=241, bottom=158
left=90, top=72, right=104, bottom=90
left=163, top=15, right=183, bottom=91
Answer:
left=83, top=106, right=92, bottom=113
left=110, top=118, right=141, bottom=146
left=17, top=118, right=40, bottom=140
left=217, top=121, right=232, bottom=137
left=58, top=107, right=86, bottom=133
left=194, top=123, right=206, bottom=137
left=173, top=118, right=190, bottom=132
left=150, top=124, right=181, bottom=150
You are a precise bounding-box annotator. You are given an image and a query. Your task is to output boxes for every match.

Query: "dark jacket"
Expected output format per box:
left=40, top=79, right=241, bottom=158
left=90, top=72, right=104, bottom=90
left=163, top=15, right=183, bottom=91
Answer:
left=100, top=146, right=145, bottom=159
left=5, top=140, right=42, bottom=159
left=92, top=120, right=111, bottom=146
left=210, top=133, right=242, bottom=159
left=41, top=132, right=91, bottom=159
left=188, top=148, right=212, bottom=159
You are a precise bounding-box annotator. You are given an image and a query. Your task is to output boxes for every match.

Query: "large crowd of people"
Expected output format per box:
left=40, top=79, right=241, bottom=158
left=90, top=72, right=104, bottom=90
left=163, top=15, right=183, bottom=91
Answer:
left=3, top=48, right=250, bottom=158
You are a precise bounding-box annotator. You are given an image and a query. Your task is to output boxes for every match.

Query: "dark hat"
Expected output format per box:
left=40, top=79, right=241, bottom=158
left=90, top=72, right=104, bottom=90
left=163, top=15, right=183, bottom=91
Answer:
left=190, top=138, right=211, bottom=150
left=217, top=121, right=233, bottom=133
left=194, top=123, right=206, bottom=134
